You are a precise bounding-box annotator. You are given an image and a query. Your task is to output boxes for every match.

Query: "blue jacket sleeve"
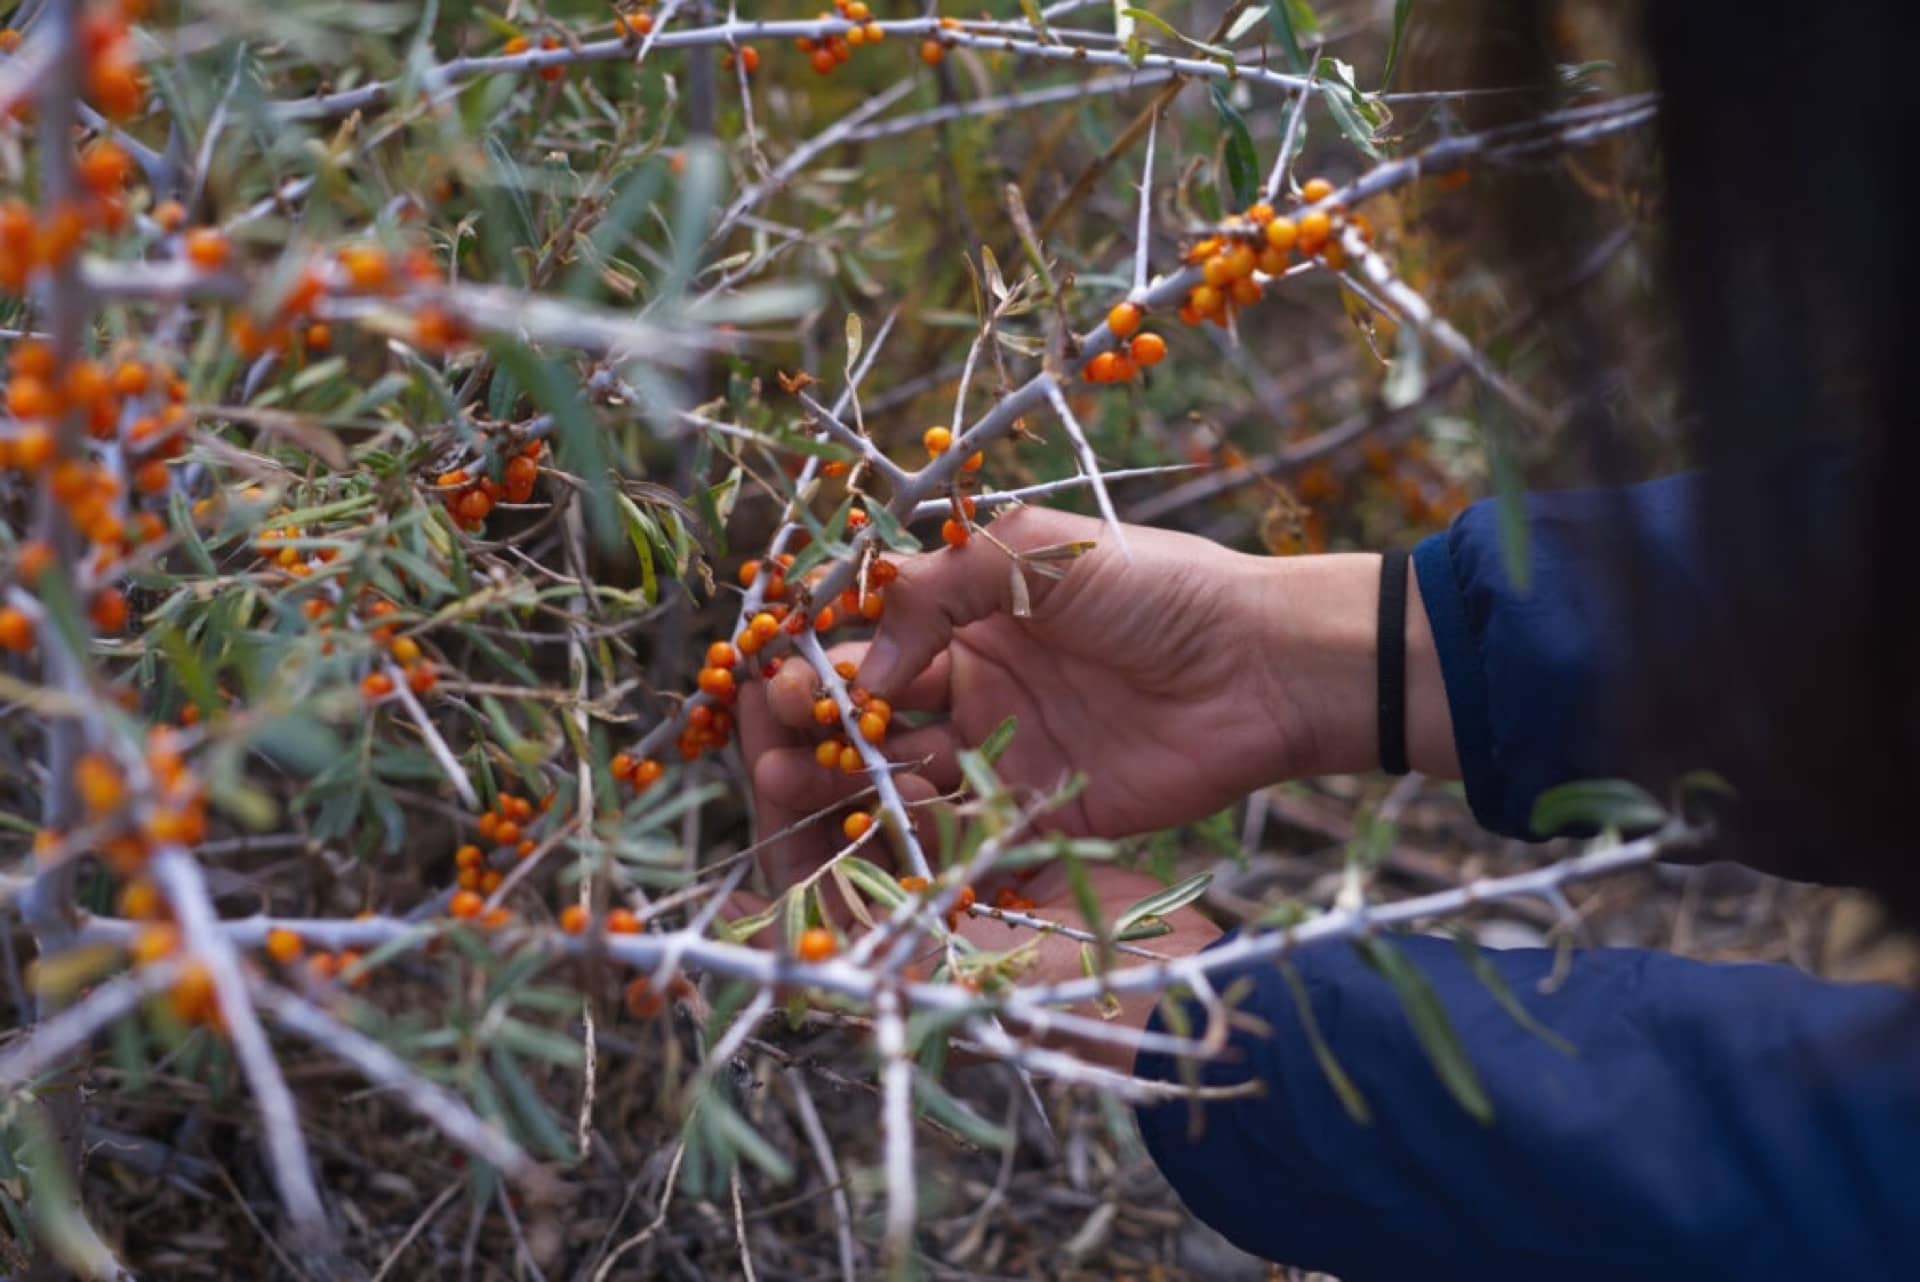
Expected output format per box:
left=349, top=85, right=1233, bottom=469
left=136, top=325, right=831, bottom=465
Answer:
left=1413, top=473, right=1706, bottom=838
left=1134, top=934, right=1920, bottom=1282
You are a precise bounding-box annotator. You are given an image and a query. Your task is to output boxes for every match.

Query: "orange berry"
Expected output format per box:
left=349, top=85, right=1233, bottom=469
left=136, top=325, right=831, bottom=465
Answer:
left=842, top=811, right=873, bottom=842
left=1188, top=284, right=1224, bottom=318
left=170, top=961, right=218, bottom=1026
left=606, top=907, right=642, bottom=935
left=857, top=711, right=886, bottom=742
left=337, top=243, right=392, bottom=294
left=183, top=228, right=230, bottom=272
left=1301, top=176, right=1335, bottom=204
left=815, top=738, right=843, bottom=769
left=922, top=425, right=952, bottom=455
left=78, top=140, right=131, bottom=195
left=1298, top=210, right=1332, bottom=254
left=0, top=606, right=33, bottom=652
left=135, top=458, right=170, bottom=494
left=389, top=636, right=421, bottom=665
left=610, top=752, right=636, bottom=781
left=1107, top=301, right=1142, bottom=338
left=621, top=11, right=655, bottom=38
left=1265, top=217, right=1299, bottom=252
left=537, top=35, right=565, bottom=80
left=811, top=46, right=836, bottom=74
left=90, top=587, right=129, bottom=633
left=1219, top=243, right=1256, bottom=281
left=812, top=697, right=838, bottom=726
left=1130, top=333, right=1168, bottom=367
left=860, top=592, right=884, bottom=621
left=706, top=640, right=738, bottom=670
left=455, top=844, right=484, bottom=870
left=1256, top=246, right=1291, bottom=276
left=940, top=518, right=969, bottom=548
left=919, top=38, right=944, bottom=66
left=559, top=904, right=590, bottom=934
left=624, top=975, right=665, bottom=1018
left=361, top=671, right=394, bottom=699
left=265, top=928, right=304, bottom=964
left=131, top=923, right=179, bottom=966
left=1245, top=202, right=1276, bottom=224
left=1230, top=277, right=1263, bottom=307
left=697, top=666, right=736, bottom=699
left=796, top=926, right=837, bottom=962
left=634, top=758, right=663, bottom=788
left=150, top=199, right=186, bottom=232
left=76, top=751, right=124, bottom=815
left=408, top=663, right=439, bottom=694
left=749, top=611, right=779, bottom=641
left=898, top=875, right=930, bottom=894
left=449, top=889, right=484, bottom=919
left=493, top=819, right=521, bottom=846
left=117, top=878, right=163, bottom=920
left=1083, top=351, right=1126, bottom=383
left=456, top=488, right=493, bottom=523
left=837, top=744, right=862, bottom=774
left=480, top=907, right=512, bottom=929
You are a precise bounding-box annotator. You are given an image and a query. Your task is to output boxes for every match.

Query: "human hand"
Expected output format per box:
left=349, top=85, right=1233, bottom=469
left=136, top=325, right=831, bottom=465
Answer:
left=749, top=505, right=1397, bottom=856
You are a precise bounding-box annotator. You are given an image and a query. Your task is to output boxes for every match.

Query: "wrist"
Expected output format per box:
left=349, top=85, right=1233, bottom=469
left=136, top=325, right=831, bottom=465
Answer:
left=1242, top=551, right=1459, bottom=782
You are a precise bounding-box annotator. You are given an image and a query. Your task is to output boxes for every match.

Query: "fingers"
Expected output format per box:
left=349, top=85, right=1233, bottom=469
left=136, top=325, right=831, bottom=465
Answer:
left=858, top=506, right=1105, bottom=697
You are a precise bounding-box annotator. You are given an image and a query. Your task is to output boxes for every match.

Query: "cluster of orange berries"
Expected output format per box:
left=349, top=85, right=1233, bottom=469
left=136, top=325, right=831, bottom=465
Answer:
left=812, top=663, right=894, bottom=773
left=474, top=790, right=549, bottom=859
left=434, top=437, right=545, bottom=534
left=796, top=0, right=883, bottom=75
left=35, top=730, right=207, bottom=886
left=502, top=33, right=569, bottom=82
left=557, top=902, right=644, bottom=935
left=223, top=240, right=452, bottom=360
left=1082, top=302, right=1170, bottom=384
left=79, top=2, right=147, bottom=120
left=919, top=426, right=985, bottom=546
left=1177, top=177, right=1374, bottom=328
left=259, top=926, right=369, bottom=989
left=122, top=924, right=224, bottom=1026
left=0, top=135, right=143, bottom=291
left=609, top=750, right=666, bottom=794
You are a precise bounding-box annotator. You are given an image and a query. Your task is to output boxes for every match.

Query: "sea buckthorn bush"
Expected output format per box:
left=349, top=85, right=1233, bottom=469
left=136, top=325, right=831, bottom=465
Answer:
left=0, top=0, right=1672, bottom=1276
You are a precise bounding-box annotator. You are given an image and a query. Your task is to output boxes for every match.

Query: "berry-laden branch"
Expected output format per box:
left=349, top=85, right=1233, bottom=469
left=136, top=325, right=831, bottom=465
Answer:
left=0, top=0, right=1688, bottom=1268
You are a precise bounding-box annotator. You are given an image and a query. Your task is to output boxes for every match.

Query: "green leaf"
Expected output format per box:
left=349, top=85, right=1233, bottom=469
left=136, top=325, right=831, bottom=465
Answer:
left=1224, top=5, right=1270, bottom=45
left=1267, top=0, right=1309, bottom=73
left=489, top=1049, right=576, bottom=1161
left=564, top=160, right=667, bottom=298
left=915, top=1074, right=1015, bottom=1150
left=1121, top=9, right=1234, bottom=59
left=614, top=492, right=661, bottom=604
left=862, top=501, right=922, bottom=553
left=1209, top=85, right=1261, bottom=210
left=978, top=715, right=1018, bottom=765
left=1381, top=0, right=1415, bottom=89
left=1314, top=56, right=1386, bottom=159
left=1279, top=960, right=1371, bottom=1123
left=1112, top=872, right=1211, bottom=937
left=840, top=856, right=907, bottom=910
left=1529, top=779, right=1666, bottom=838
left=1354, top=936, right=1493, bottom=1123
left=1451, top=930, right=1577, bottom=1057
left=702, top=1086, right=795, bottom=1183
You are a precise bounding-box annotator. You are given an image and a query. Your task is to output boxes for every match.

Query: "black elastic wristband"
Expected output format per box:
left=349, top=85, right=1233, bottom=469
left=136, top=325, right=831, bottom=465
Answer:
left=1376, top=547, right=1411, bottom=776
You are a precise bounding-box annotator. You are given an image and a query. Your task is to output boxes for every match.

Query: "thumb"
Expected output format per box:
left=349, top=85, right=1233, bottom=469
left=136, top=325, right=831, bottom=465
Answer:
left=857, top=506, right=1103, bottom=696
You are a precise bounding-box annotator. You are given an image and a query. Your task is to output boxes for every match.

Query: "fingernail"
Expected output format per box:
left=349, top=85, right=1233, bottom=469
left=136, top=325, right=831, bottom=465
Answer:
left=859, top=634, right=901, bottom=694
